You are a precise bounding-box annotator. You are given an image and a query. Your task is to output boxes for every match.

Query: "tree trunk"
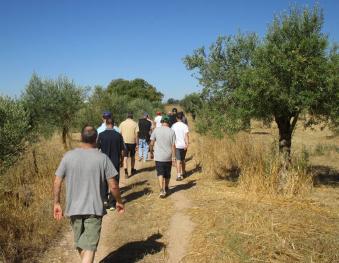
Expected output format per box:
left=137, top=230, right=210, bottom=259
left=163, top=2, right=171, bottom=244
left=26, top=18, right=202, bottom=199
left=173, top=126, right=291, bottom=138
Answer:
left=62, top=127, right=68, bottom=150
left=32, top=148, right=39, bottom=175
left=275, top=116, right=292, bottom=157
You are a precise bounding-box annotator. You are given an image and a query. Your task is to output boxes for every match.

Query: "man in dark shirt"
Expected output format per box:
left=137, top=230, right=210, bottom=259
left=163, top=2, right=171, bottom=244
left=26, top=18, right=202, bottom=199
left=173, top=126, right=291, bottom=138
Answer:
left=138, top=112, right=152, bottom=162
left=97, top=118, right=125, bottom=210
left=169, top=108, right=177, bottom=127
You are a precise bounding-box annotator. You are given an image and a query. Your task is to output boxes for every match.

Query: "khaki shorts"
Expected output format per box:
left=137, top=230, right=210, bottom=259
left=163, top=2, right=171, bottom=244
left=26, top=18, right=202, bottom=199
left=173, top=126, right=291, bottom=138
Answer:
left=70, top=215, right=102, bottom=251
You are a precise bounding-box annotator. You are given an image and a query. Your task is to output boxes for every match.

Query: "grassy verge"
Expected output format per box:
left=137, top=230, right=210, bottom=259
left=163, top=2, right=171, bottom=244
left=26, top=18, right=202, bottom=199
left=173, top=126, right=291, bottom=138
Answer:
left=180, top=118, right=339, bottom=262
left=0, top=135, right=66, bottom=263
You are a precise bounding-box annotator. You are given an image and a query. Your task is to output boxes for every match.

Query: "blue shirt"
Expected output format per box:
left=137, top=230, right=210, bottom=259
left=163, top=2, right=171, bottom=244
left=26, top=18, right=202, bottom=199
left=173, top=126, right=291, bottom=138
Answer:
left=97, top=123, right=106, bottom=134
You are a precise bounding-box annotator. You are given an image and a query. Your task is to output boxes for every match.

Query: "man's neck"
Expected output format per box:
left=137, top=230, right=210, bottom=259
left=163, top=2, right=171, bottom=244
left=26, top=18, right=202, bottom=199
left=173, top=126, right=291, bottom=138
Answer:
left=80, top=143, right=95, bottom=149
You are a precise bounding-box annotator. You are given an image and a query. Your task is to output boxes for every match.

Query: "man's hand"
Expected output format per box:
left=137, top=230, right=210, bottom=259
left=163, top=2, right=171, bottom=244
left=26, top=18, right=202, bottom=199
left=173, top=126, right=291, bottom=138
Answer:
left=115, top=202, right=125, bottom=214
left=53, top=203, right=63, bottom=220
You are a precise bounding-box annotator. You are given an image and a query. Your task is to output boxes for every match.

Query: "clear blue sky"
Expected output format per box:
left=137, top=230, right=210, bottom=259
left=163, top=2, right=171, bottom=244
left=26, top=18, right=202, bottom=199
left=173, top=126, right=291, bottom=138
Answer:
left=0, top=0, right=338, bottom=100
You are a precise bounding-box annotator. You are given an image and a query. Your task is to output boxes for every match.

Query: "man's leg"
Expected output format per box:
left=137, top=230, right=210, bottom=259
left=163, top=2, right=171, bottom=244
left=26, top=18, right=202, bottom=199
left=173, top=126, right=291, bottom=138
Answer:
left=138, top=139, right=143, bottom=161
left=78, top=249, right=95, bottom=263
left=158, top=175, right=164, bottom=190
left=144, top=140, right=149, bottom=161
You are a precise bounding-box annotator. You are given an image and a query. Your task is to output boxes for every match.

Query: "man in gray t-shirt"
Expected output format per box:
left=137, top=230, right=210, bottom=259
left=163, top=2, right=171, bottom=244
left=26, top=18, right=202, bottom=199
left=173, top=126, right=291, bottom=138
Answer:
left=150, top=115, right=176, bottom=198
left=53, top=125, right=124, bottom=263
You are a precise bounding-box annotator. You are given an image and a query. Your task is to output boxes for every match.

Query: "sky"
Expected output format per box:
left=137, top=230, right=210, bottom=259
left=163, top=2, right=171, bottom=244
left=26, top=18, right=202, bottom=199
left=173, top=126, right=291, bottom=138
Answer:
left=0, top=0, right=338, bottom=100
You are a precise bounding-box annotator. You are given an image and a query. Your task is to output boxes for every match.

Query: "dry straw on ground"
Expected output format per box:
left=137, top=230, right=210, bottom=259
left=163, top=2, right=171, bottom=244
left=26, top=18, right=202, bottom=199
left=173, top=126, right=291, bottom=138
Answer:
left=0, top=135, right=66, bottom=263
left=180, top=118, right=339, bottom=262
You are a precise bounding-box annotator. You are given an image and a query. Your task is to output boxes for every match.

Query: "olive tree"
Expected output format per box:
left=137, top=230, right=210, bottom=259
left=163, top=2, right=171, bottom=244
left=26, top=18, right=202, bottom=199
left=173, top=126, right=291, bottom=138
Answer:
left=22, top=74, right=85, bottom=148
left=184, top=5, right=338, bottom=155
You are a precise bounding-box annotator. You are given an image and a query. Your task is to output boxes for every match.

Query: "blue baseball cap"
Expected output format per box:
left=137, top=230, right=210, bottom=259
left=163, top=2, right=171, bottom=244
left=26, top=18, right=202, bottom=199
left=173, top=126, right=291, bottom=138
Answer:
left=102, top=111, right=112, bottom=119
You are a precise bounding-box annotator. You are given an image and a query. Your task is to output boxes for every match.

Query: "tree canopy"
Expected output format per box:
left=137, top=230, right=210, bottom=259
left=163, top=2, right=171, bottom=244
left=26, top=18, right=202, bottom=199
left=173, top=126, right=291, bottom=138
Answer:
left=184, top=5, right=338, bottom=154
left=22, top=74, right=85, bottom=147
left=107, top=78, right=163, bottom=103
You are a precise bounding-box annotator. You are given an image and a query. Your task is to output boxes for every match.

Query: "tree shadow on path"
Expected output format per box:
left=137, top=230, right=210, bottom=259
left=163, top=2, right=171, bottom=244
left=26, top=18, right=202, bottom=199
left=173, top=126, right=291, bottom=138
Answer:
left=99, top=233, right=165, bottom=263
left=120, top=180, right=149, bottom=193
left=184, top=163, right=202, bottom=179
left=167, top=180, right=197, bottom=197
left=123, top=187, right=153, bottom=203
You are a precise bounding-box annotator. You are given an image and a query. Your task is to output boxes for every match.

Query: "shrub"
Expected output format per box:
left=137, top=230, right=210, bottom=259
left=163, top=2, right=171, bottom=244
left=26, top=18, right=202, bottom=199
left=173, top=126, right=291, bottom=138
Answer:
left=0, top=96, right=29, bottom=173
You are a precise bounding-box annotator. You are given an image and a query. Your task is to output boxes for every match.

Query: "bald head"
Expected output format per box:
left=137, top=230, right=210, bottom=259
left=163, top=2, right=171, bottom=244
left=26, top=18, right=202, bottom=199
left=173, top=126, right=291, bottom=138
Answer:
left=81, top=125, right=97, bottom=144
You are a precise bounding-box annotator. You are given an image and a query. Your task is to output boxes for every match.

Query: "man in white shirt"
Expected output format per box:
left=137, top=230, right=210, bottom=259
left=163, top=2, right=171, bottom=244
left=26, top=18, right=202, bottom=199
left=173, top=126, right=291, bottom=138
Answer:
left=171, top=112, right=189, bottom=181
left=154, top=111, right=162, bottom=128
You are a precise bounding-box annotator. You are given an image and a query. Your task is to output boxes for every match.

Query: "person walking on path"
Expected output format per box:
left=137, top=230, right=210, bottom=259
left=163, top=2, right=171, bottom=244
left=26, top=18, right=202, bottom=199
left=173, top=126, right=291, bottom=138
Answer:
left=119, top=112, right=139, bottom=178
left=97, top=111, right=112, bottom=134
left=154, top=111, right=162, bottom=128
left=53, top=125, right=124, bottom=263
left=138, top=112, right=152, bottom=162
left=169, top=108, right=178, bottom=127
left=97, top=118, right=125, bottom=211
left=150, top=115, right=176, bottom=198
left=171, top=112, right=189, bottom=181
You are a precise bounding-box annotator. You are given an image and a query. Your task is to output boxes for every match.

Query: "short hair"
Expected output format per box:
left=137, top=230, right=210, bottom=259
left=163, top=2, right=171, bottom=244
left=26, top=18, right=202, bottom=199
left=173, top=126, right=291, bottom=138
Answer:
left=81, top=125, right=97, bottom=144
left=172, top=108, right=178, bottom=113
left=127, top=112, right=133, bottom=119
left=176, top=111, right=184, bottom=120
left=106, top=118, right=114, bottom=126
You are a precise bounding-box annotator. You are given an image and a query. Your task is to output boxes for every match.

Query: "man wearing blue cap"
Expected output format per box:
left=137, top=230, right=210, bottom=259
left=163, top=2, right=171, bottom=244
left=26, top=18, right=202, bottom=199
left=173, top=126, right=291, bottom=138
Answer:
left=97, top=111, right=111, bottom=135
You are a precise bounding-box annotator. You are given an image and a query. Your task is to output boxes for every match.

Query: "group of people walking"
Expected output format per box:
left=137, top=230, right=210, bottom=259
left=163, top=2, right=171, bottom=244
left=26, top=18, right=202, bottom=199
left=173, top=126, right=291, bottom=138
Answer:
left=52, top=107, right=189, bottom=263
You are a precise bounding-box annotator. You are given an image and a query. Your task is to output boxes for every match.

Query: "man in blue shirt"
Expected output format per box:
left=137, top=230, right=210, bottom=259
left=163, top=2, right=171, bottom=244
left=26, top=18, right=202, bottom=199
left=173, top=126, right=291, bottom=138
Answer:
left=97, top=111, right=112, bottom=134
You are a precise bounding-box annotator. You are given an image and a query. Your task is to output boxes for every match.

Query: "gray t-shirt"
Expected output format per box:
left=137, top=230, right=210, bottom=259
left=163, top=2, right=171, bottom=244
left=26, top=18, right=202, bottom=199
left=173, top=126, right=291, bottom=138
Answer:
left=150, top=126, right=176, bottom=162
left=55, top=148, right=118, bottom=217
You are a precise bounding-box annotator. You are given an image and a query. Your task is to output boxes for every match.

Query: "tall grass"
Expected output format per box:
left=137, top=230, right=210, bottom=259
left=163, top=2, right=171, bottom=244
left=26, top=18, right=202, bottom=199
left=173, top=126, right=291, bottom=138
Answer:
left=192, top=132, right=312, bottom=197
left=0, top=135, right=66, bottom=263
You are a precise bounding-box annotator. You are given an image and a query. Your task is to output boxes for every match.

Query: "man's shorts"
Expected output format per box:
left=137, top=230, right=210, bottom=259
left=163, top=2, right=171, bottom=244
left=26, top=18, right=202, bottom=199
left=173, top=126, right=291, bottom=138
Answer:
left=175, top=148, right=187, bottom=161
left=70, top=215, right=102, bottom=251
left=155, top=161, right=172, bottom=179
left=124, top=143, right=136, bottom=157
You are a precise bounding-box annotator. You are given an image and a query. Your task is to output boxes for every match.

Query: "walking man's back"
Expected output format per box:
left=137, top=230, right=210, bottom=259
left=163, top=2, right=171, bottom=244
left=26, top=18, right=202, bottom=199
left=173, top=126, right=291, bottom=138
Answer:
left=97, top=118, right=125, bottom=210
left=53, top=125, right=124, bottom=263
left=119, top=112, right=139, bottom=178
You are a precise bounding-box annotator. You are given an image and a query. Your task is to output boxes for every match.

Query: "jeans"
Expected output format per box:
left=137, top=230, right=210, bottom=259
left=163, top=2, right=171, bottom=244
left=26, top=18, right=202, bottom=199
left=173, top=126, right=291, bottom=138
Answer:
left=138, top=139, right=149, bottom=161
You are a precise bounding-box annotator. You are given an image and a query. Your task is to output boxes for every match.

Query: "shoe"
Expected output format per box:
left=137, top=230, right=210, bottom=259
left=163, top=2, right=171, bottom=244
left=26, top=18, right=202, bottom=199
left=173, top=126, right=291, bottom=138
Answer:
left=109, top=206, right=116, bottom=211
left=165, top=186, right=170, bottom=193
left=176, top=175, right=182, bottom=181
left=131, top=168, right=137, bottom=175
left=138, top=157, right=143, bottom=161
left=159, top=190, right=166, bottom=198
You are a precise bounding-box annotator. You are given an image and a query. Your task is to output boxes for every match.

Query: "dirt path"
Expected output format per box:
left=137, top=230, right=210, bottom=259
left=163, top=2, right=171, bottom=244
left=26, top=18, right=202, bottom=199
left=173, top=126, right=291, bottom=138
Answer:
left=167, top=183, right=195, bottom=263
left=40, top=158, right=197, bottom=263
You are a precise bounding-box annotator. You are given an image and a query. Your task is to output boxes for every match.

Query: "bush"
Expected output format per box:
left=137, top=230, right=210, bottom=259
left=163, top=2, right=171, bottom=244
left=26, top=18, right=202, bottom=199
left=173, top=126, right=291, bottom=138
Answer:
left=0, top=96, right=29, bottom=173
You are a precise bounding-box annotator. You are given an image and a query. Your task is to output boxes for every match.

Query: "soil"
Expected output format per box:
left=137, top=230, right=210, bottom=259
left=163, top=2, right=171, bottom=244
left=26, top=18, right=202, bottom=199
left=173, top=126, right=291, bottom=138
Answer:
left=40, top=160, right=196, bottom=263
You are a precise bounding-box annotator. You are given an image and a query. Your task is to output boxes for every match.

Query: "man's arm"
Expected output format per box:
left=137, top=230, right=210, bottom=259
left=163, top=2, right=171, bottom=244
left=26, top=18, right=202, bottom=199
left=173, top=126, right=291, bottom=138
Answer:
left=107, top=177, right=124, bottom=213
left=184, top=132, right=189, bottom=150
left=53, top=176, right=63, bottom=220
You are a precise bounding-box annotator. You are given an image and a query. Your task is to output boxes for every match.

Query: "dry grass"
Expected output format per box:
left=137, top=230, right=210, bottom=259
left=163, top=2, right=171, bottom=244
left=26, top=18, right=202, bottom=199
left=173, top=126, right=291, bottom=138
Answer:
left=179, top=115, right=339, bottom=262
left=0, top=135, right=66, bottom=263
left=193, top=132, right=312, bottom=197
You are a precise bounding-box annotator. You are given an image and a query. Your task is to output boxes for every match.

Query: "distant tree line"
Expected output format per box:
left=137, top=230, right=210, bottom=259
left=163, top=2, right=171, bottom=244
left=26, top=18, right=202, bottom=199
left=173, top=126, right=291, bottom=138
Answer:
left=0, top=75, right=163, bottom=173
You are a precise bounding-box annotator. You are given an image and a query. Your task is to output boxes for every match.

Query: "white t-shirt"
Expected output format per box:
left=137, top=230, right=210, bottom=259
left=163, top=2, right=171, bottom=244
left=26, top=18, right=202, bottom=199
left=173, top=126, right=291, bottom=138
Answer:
left=171, top=121, right=189, bottom=149
left=154, top=115, right=162, bottom=128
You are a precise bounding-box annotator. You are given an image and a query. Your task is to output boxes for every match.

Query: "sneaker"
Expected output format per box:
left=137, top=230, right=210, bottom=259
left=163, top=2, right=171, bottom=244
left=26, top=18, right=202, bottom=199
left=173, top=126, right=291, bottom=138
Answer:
left=176, top=175, right=182, bottom=181
left=109, top=206, right=116, bottom=211
left=131, top=168, right=137, bottom=175
left=159, top=190, right=166, bottom=198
